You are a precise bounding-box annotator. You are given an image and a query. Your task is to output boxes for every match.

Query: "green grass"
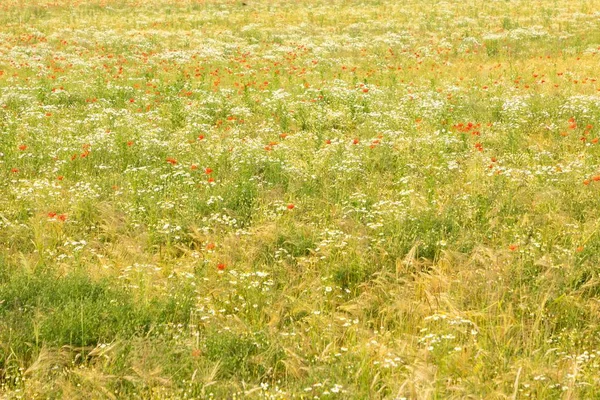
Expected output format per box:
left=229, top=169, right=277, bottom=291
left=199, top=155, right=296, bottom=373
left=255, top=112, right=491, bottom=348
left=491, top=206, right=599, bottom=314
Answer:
left=3, top=0, right=600, bottom=398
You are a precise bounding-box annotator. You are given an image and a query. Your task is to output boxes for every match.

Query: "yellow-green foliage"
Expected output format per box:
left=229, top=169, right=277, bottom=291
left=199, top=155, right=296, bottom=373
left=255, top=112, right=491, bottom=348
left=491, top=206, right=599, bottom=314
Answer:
left=2, top=0, right=600, bottom=398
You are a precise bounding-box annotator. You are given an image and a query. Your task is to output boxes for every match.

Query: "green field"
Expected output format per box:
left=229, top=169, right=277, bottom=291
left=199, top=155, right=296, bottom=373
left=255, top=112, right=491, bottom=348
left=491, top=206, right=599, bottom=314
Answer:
left=2, top=0, right=600, bottom=398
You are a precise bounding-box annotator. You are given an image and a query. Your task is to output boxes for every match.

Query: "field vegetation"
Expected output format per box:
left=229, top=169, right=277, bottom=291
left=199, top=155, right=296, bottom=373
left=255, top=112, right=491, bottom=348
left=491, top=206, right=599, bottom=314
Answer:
left=2, top=0, right=600, bottom=398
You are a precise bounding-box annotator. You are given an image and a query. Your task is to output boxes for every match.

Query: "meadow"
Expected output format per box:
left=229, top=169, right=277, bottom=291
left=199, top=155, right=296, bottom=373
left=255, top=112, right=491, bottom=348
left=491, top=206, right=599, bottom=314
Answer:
left=2, top=0, right=600, bottom=398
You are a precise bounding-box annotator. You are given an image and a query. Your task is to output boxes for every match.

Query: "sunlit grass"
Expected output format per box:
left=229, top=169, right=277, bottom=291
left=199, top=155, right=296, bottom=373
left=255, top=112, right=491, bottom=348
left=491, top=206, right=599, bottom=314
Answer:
left=2, top=0, right=600, bottom=398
